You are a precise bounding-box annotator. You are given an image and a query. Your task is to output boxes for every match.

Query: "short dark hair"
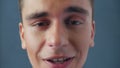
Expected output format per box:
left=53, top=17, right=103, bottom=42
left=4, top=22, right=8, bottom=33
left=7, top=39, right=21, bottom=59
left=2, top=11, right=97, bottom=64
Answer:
left=18, top=0, right=23, bottom=12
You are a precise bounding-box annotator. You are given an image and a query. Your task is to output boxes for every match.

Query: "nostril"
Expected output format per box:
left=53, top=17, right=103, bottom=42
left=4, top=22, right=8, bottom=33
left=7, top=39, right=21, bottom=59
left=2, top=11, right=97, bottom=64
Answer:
left=49, top=45, right=53, bottom=47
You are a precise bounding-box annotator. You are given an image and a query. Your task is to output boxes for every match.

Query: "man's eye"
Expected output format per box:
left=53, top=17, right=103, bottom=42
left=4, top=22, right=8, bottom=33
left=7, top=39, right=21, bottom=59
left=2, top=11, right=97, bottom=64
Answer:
left=36, top=21, right=50, bottom=26
left=65, top=20, right=82, bottom=26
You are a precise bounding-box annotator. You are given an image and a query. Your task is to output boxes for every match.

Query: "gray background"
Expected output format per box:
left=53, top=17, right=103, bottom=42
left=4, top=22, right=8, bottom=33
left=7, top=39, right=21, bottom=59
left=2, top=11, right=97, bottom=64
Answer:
left=0, top=0, right=120, bottom=68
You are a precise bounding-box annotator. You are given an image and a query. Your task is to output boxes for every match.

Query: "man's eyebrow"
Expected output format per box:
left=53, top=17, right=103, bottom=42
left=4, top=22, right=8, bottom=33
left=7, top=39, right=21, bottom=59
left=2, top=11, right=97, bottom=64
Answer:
left=26, top=12, right=49, bottom=20
left=64, top=6, right=89, bottom=15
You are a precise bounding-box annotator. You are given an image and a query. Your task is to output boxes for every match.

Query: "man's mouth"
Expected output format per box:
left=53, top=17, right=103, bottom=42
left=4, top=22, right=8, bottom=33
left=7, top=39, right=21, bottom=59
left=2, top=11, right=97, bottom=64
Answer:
left=46, top=57, right=74, bottom=64
left=43, top=56, right=75, bottom=68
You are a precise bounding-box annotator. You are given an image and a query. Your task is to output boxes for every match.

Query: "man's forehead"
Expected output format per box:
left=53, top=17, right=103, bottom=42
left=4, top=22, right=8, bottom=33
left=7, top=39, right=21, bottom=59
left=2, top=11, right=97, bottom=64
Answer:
left=22, top=0, right=91, bottom=19
left=24, top=0, right=90, bottom=10
left=27, top=0, right=75, bottom=3
left=25, top=0, right=90, bottom=5
left=20, top=0, right=92, bottom=12
left=24, top=0, right=69, bottom=9
left=40, top=0, right=67, bottom=3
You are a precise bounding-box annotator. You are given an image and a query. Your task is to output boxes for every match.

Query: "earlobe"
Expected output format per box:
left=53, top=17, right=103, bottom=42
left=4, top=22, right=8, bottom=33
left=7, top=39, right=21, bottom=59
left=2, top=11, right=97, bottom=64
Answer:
left=19, top=23, right=26, bottom=50
left=90, top=21, right=95, bottom=47
left=90, top=40, right=94, bottom=47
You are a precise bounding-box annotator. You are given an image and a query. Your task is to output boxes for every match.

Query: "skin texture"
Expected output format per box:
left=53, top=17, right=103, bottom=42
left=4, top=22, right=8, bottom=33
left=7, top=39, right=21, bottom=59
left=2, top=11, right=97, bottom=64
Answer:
left=19, top=0, right=95, bottom=68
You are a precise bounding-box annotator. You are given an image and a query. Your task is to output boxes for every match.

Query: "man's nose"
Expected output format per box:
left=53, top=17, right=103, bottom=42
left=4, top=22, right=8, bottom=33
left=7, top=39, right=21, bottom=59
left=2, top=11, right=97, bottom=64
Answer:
left=45, top=20, right=68, bottom=48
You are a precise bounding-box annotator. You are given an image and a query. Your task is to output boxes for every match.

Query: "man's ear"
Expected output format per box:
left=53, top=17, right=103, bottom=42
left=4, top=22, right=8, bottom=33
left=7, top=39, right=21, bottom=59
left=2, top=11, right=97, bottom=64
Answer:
left=90, top=21, right=95, bottom=47
left=19, top=23, right=26, bottom=50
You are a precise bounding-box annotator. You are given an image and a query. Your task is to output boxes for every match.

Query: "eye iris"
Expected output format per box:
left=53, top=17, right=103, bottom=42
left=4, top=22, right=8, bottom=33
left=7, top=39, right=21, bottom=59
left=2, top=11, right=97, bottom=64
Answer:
left=70, top=20, right=80, bottom=25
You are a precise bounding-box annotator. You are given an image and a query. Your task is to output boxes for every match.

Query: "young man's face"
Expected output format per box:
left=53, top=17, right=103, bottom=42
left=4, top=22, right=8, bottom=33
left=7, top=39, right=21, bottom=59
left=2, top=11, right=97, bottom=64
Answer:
left=19, top=0, right=95, bottom=68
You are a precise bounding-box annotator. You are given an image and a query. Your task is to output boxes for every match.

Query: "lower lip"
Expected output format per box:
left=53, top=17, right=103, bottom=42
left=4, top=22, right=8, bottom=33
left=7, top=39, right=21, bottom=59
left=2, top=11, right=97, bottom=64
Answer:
left=44, top=58, right=73, bottom=68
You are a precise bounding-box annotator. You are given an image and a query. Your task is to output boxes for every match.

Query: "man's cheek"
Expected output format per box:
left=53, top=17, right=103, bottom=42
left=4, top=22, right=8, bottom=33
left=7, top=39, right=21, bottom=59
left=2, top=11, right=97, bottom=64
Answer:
left=72, top=36, right=90, bottom=54
left=24, top=34, right=39, bottom=52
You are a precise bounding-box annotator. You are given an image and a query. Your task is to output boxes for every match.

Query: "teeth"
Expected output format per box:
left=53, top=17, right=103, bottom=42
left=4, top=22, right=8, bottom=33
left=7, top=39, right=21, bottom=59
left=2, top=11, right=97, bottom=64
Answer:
left=58, top=58, right=64, bottom=61
left=52, top=58, right=64, bottom=62
left=53, top=59, right=58, bottom=62
left=47, top=57, right=74, bottom=64
left=50, top=58, right=66, bottom=63
left=63, top=58, right=67, bottom=61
